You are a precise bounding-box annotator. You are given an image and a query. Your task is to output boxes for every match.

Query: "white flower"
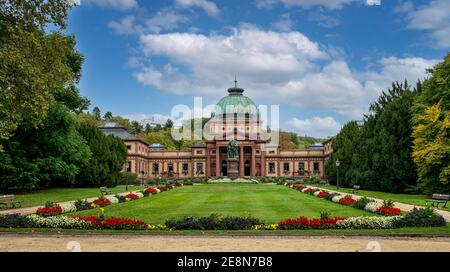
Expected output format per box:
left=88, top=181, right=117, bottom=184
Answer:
left=331, top=195, right=343, bottom=203
left=135, top=192, right=144, bottom=198
left=156, top=189, right=161, bottom=194
left=313, top=191, right=321, bottom=196
left=25, top=215, right=93, bottom=229
left=336, top=216, right=402, bottom=229
left=301, top=188, right=310, bottom=193
left=107, top=196, right=119, bottom=204
left=365, top=201, right=383, bottom=212
left=59, top=202, right=77, bottom=213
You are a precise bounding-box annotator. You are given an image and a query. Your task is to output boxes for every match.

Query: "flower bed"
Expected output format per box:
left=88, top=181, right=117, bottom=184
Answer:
left=93, top=198, right=111, bottom=207
left=144, top=188, right=159, bottom=195
left=317, top=191, right=329, bottom=198
left=339, top=197, right=356, bottom=206
left=76, top=216, right=148, bottom=230
left=285, top=184, right=402, bottom=217
left=278, top=216, right=345, bottom=229
left=36, top=205, right=63, bottom=217
left=126, top=193, right=139, bottom=200
left=376, top=207, right=401, bottom=216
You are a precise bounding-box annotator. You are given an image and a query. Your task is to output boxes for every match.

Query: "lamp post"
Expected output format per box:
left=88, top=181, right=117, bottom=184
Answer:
left=124, top=161, right=130, bottom=192
left=335, top=159, right=340, bottom=191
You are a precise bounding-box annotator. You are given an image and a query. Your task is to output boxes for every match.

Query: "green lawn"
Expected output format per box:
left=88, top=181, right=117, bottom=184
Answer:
left=69, top=184, right=374, bottom=224
left=2, top=185, right=146, bottom=208
left=312, top=185, right=450, bottom=211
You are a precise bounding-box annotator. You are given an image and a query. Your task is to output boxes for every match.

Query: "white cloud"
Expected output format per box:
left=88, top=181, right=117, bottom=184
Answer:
left=288, top=117, right=341, bottom=138
left=82, top=0, right=137, bottom=10
left=271, top=13, right=294, bottom=32
left=255, top=0, right=356, bottom=10
left=175, top=0, right=220, bottom=17
left=398, top=0, right=450, bottom=48
left=308, top=9, right=341, bottom=28
left=145, top=9, right=190, bottom=34
left=132, top=25, right=437, bottom=119
left=108, top=16, right=137, bottom=35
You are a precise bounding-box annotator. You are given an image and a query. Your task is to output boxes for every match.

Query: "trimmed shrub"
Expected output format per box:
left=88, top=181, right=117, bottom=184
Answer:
left=165, top=214, right=263, bottom=230
left=352, top=197, right=374, bottom=210
left=336, top=216, right=402, bottom=229
left=394, top=207, right=446, bottom=228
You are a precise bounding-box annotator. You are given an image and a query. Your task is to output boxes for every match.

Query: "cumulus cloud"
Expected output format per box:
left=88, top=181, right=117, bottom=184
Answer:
left=254, top=0, right=356, bottom=10
left=271, top=13, right=294, bottom=32
left=175, top=0, right=220, bottom=17
left=288, top=117, right=341, bottom=138
left=397, top=0, right=450, bottom=48
left=145, top=9, right=190, bottom=34
left=82, top=0, right=137, bottom=10
left=132, top=25, right=437, bottom=119
left=108, top=15, right=137, bottom=35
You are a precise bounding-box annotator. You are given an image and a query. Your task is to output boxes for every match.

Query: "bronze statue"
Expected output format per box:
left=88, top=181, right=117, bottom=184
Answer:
left=228, top=139, right=239, bottom=159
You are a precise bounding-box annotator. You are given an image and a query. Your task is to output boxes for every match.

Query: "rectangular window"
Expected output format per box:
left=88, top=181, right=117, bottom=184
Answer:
left=182, top=163, right=189, bottom=173
left=196, top=150, right=203, bottom=155
left=126, top=145, right=131, bottom=150
left=269, top=163, right=275, bottom=174
left=313, top=162, right=320, bottom=173
left=284, top=163, right=290, bottom=173
left=197, top=163, right=204, bottom=174
left=152, top=163, right=159, bottom=173
left=168, top=163, right=174, bottom=173
left=299, top=162, right=305, bottom=171
left=127, top=161, right=132, bottom=172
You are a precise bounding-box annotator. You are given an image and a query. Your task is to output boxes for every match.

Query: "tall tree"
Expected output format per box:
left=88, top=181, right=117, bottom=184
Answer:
left=92, top=107, right=101, bottom=120
left=412, top=54, right=450, bottom=194
left=0, top=0, right=78, bottom=141
left=103, top=111, right=113, bottom=120
left=75, top=119, right=127, bottom=187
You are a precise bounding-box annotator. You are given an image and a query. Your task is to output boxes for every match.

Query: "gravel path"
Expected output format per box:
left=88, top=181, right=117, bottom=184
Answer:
left=0, top=234, right=449, bottom=252
left=308, top=186, right=450, bottom=222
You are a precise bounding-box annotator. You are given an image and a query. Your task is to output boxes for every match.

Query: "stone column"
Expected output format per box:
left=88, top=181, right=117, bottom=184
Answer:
left=215, top=146, right=220, bottom=177
left=239, top=146, right=244, bottom=177
left=251, top=147, right=256, bottom=177
left=206, top=148, right=210, bottom=177
left=260, top=149, right=265, bottom=177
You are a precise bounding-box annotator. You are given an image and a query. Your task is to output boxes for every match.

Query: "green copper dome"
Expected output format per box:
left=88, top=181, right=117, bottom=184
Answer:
left=211, top=86, right=260, bottom=118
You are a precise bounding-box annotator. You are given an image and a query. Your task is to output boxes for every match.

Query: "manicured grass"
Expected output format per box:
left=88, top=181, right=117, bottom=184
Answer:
left=1, top=185, right=146, bottom=208
left=69, top=184, right=375, bottom=224
left=313, top=185, right=450, bottom=211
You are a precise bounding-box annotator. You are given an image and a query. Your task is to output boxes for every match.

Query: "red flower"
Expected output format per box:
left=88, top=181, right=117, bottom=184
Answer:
left=159, top=185, right=169, bottom=191
left=93, top=198, right=111, bottom=207
left=294, top=185, right=305, bottom=191
left=75, top=216, right=100, bottom=224
left=317, top=192, right=329, bottom=198
left=278, top=216, right=345, bottom=229
left=126, top=193, right=139, bottom=200
left=339, top=197, right=355, bottom=205
left=145, top=188, right=158, bottom=194
left=102, top=217, right=147, bottom=230
left=303, top=189, right=312, bottom=194
left=376, top=207, right=401, bottom=216
left=36, top=205, right=62, bottom=216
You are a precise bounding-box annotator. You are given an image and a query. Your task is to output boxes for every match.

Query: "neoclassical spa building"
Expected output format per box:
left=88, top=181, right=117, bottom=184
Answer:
left=100, top=84, right=332, bottom=180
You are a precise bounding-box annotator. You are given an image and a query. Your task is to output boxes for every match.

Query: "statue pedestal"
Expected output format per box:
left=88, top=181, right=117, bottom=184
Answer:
left=227, top=158, right=239, bottom=180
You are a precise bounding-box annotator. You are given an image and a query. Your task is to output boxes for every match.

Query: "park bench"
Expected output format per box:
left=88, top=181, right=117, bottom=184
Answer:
left=425, top=194, right=450, bottom=208
left=351, top=185, right=361, bottom=194
left=99, top=187, right=112, bottom=196
left=0, top=195, right=21, bottom=209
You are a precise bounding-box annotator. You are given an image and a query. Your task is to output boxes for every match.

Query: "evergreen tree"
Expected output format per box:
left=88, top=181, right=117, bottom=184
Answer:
left=76, top=120, right=127, bottom=187
left=103, top=111, right=113, bottom=120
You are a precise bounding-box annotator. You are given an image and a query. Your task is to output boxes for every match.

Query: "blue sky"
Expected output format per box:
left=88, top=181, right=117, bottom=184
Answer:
left=67, top=0, right=449, bottom=138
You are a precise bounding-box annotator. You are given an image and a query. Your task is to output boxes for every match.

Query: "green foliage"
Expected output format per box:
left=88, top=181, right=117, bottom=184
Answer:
left=411, top=54, right=450, bottom=194
left=75, top=119, right=127, bottom=187
left=382, top=199, right=394, bottom=208
left=73, top=199, right=91, bottom=211
left=0, top=0, right=81, bottom=140
left=394, top=207, right=446, bottom=228
left=0, top=103, right=91, bottom=189
left=326, top=81, right=418, bottom=193
left=119, top=172, right=139, bottom=185
left=165, top=214, right=263, bottom=230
